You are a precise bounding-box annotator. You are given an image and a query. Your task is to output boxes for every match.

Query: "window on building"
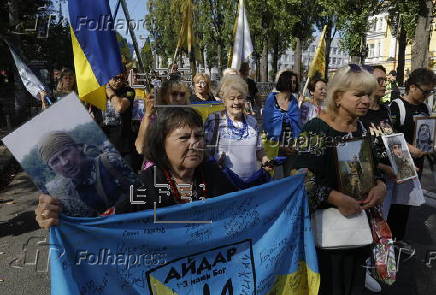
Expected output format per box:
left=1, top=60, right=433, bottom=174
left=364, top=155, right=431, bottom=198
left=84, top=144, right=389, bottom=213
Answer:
left=369, top=44, right=375, bottom=57
left=377, top=41, right=381, bottom=57
left=333, top=57, right=337, bottom=64
left=378, top=18, right=383, bottom=31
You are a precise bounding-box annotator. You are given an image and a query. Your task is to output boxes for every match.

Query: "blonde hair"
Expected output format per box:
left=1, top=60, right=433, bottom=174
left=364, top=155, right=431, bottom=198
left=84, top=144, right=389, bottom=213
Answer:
left=326, top=65, right=378, bottom=114
left=218, top=74, right=248, bottom=99
left=193, top=73, right=211, bottom=86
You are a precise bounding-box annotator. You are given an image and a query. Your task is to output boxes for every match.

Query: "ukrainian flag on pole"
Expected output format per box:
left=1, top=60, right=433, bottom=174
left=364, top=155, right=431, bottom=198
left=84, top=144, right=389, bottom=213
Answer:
left=68, top=0, right=123, bottom=110
left=307, top=25, right=327, bottom=80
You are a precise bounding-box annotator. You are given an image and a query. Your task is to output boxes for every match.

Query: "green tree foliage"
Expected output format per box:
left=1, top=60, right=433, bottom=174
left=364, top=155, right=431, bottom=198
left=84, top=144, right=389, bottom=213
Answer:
left=116, top=32, right=133, bottom=64
left=141, top=38, right=154, bottom=72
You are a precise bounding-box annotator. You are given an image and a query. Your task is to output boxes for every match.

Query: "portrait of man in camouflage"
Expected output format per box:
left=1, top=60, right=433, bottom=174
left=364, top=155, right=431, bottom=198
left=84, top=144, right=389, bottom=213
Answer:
left=387, top=137, right=417, bottom=181
left=38, top=131, right=139, bottom=217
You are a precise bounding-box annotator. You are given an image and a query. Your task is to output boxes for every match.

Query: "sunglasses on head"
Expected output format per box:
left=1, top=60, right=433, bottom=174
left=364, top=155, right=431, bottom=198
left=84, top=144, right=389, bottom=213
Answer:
left=348, top=64, right=374, bottom=74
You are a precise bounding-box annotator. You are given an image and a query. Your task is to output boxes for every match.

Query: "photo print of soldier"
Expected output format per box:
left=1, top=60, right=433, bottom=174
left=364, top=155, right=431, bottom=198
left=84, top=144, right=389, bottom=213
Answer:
left=382, top=133, right=417, bottom=182
left=335, top=138, right=375, bottom=200
left=3, top=94, right=140, bottom=217
left=414, top=117, right=436, bottom=153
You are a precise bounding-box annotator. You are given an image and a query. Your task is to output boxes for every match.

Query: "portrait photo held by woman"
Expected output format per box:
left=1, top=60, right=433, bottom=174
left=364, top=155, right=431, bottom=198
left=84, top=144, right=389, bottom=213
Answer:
left=2, top=95, right=140, bottom=221
left=414, top=117, right=436, bottom=153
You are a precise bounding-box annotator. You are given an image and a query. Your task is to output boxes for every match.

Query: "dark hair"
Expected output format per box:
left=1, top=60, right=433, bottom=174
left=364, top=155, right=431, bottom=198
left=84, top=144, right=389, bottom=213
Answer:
left=372, top=65, right=386, bottom=73
left=143, top=108, right=204, bottom=171
left=308, top=78, right=327, bottom=93
left=239, top=62, right=250, bottom=74
left=389, top=70, right=397, bottom=76
left=405, top=68, right=435, bottom=94
left=276, top=70, right=299, bottom=92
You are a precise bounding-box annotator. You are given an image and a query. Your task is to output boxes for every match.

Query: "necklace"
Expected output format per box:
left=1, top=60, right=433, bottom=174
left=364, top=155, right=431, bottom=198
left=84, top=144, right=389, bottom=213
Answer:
left=226, top=114, right=248, bottom=139
left=162, top=169, right=208, bottom=204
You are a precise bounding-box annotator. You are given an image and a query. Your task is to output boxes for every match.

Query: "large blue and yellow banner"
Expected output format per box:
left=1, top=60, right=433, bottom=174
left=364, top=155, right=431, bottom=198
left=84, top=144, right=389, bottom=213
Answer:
left=68, top=0, right=123, bottom=109
left=49, top=175, right=320, bottom=294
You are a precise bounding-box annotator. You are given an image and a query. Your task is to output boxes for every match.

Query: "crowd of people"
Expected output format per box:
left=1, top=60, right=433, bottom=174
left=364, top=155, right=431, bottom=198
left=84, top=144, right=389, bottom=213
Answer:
left=34, top=61, right=436, bottom=295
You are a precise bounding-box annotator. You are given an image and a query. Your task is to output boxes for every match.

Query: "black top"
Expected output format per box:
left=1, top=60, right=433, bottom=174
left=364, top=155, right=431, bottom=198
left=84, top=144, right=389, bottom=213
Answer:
left=115, top=161, right=237, bottom=213
left=190, top=93, right=216, bottom=103
left=245, top=78, right=258, bottom=104
left=102, top=85, right=135, bottom=154
left=390, top=98, right=430, bottom=144
left=359, top=105, right=394, bottom=165
left=293, top=118, right=381, bottom=211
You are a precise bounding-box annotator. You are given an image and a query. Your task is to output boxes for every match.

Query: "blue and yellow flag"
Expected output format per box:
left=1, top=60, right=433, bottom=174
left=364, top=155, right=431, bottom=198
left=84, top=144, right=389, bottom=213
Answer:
left=49, top=175, right=320, bottom=294
left=191, top=102, right=225, bottom=122
left=68, top=0, right=123, bottom=110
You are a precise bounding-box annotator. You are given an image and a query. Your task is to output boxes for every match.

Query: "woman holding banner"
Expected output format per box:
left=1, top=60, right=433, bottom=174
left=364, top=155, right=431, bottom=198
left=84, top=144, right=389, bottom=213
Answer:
left=293, top=65, right=387, bottom=295
left=35, top=108, right=237, bottom=226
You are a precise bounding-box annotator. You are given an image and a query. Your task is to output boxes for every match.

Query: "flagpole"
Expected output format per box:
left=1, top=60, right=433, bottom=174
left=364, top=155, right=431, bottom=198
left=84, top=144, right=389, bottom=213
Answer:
left=119, top=0, right=151, bottom=91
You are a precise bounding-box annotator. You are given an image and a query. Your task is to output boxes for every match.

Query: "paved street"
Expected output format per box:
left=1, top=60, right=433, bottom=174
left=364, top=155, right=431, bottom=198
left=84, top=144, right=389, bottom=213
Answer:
left=0, top=144, right=435, bottom=295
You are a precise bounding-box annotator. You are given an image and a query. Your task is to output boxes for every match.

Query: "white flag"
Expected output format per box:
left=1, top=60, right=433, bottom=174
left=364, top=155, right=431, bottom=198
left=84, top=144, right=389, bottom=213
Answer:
left=231, top=0, right=253, bottom=70
left=8, top=45, right=46, bottom=100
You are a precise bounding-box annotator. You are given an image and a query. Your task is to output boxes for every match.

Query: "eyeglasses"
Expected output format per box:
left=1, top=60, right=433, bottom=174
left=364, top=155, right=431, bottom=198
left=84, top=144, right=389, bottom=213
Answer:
left=415, top=84, right=434, bottom=97
left=377, top=77, right=387, bottom=86
left=196, top=81, right=207, bottom=87
left=171, top=91, right=186, bottom=97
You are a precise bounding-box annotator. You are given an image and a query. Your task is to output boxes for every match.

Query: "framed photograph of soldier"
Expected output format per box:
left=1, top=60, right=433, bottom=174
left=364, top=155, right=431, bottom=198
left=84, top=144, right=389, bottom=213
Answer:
left=2, top=93, right=140, bottom=217
left=382, top=133, right=417, bottom=182
left=335, top=138, right=375, bottom=201
left=413, top=116, right=436, bottom=153
left=132, top=99, right=145, bottom=121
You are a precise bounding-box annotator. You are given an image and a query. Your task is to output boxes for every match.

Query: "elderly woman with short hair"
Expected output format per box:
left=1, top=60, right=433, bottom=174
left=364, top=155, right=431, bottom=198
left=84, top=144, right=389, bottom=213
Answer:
left=35, top=108, right=237, bottom=226
left=204, top=75, right=269, bottom=181
left=191, top=73, right=216, bottom=103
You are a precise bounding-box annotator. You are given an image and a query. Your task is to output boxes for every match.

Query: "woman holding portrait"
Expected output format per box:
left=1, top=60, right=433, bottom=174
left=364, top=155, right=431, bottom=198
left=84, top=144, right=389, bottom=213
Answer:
left=294, top=65, right=386, bottom=295
left=35, top=108, right=237, bottom=226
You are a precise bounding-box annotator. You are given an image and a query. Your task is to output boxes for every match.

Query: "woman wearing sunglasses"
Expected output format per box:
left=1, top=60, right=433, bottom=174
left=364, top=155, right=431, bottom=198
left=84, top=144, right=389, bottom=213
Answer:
left=294, top=64, right=387, bottom=295
left=135, top=79, right=191, bottom=155
left=387, top=68, right=435, bottom=253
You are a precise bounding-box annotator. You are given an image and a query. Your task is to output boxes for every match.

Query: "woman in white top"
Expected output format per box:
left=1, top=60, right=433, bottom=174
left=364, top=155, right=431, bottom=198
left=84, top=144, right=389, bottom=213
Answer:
left=300, top=78, right=327, bottom=125
left=205, top=75, right=269, bottom=181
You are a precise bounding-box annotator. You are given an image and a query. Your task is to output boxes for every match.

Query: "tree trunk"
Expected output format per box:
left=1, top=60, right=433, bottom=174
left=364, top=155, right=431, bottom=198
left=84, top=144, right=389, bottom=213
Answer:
left=294, top=37, right=303, bottom=82
left=411, top=0, right=433, bottom=71
left=217, top=44, right=222, bottom=75
left=272, top=36, right=279, bottom=80
left=324, top=24, right=333, bottom=78
left=260, top=39, right=268, bottom=82
left=396, top=22, right=407, bottom=86
left=8, top=0, right=29, bottom=126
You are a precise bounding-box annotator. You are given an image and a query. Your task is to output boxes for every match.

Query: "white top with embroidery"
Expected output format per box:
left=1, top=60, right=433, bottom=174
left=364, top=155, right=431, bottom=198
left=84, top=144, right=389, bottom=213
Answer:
left=205, top=112, right=261, bottom=181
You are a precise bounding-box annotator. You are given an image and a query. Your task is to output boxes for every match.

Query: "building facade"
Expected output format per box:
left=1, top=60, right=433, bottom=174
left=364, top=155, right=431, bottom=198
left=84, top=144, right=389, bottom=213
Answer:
left=272, top=36, right=351, bottom=76
left=365, top=12, right=436, bottom=76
